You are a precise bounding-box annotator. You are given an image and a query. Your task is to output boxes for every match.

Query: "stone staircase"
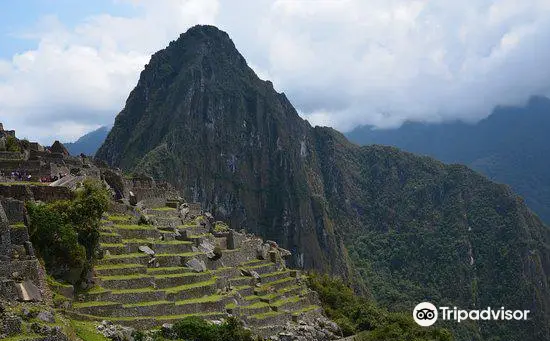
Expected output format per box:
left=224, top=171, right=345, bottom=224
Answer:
left=69, top=205, right=322, bottom=335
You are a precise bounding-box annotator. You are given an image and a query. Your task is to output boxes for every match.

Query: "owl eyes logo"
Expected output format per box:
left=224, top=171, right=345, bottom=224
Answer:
left=413, top=302, right=438, bottom=327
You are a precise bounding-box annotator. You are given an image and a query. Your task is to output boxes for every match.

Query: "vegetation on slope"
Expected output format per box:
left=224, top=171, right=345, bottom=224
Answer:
left=27, top=179, right=110, bottom=283
left=307, top=273, right=453, bottom=340
left=346, top=96, right=550, bottom=223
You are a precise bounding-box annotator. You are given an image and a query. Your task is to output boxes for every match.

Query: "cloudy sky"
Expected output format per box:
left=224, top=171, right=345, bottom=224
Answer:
left=1, top=0, right=550, bottom=144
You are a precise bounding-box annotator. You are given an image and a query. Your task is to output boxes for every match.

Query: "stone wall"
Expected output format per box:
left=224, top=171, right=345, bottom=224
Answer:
left=0, top=185, right=74, bottom=203
left=0, top=152, right=22, bottom=160
left=0, top=202, right=44, bottom=302
left=0, top=198, right=26, bottom=224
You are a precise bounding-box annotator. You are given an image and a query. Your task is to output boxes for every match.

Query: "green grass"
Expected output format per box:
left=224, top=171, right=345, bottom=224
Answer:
left=146, top=267, right=191, bottom=274
left=259, top=276, right=295, bottom=289
left=271, top=296, right=301, bottom=307
left=291, top=305, right=321, bottom=316
left=99, top=274, right=152, bottom=281
left=103, top=252, right=149, bottom=259
left=72, top=301, right=119, bottom=308
left=110, top=286, right=156, bottom=294
left=0, top=181, right=48, bottom=186
left=155, top=251, right=203, bottom=257
left=153, top=271, right=210, bottom=279
left=112, top=224, right=155, bottom=230
left=69, top=320, right=109, bottom=341
left=10, top=222, right=26, bottom=228
left=175, top=294, right=224, bottom=305
left=123, top=300, right=172, bottom=308
left=151, top=207, right=177, bottom=211
left=106, top=215, right=134, bottom=222
left=99, top=243, right=125, bottom=248
left=94, top=263, right=145, bottom=270
left=1, top=334, right=43, bottom=341
left=99, top=232, right=119, bottom=237
left=241, top=301, right=269, bottom=309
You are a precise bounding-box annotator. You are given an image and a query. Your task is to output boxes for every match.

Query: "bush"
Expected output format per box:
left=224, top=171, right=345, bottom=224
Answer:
left=169, top=316, right=254, bottom=341
left=5, top=135, right=20, bottom=152
left=307, top=273, right=453, bottom=340
left=27, top=201, right=86, bottom=281
left=27, top=179, right=110, bottom=283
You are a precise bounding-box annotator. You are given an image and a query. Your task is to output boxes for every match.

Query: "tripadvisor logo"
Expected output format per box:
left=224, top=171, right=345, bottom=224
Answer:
left=413, top=302, right=530, bottom=327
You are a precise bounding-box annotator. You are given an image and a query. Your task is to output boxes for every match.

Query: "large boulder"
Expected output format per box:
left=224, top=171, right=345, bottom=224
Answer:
left=185, top=257, right=207, bottom=272
left=15, top=280, right=42, bottom=302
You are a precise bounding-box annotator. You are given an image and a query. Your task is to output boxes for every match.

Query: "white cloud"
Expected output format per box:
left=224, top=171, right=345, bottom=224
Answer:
left=0, top=0, right=219, bottom=144
left=1, top=0, right=550, bottom=143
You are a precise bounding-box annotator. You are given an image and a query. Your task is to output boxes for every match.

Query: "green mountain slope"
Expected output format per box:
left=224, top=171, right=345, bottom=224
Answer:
left=96, top=25, right=550, bottom=341
left=347, top=97, right=550, bottom=223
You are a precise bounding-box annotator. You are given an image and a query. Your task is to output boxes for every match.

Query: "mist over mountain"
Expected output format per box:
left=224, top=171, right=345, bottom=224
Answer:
left=347, top=96, right=550, bottom=223
left=64, top=125, right=111, bottom=156
left=96, top=25, right=550, bottom=341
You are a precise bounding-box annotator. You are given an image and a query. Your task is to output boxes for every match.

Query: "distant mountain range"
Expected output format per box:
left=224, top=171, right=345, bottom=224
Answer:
left=64, top=125, right=111, bottom=156
left=347, top=96, right=550, bottom=223
left=94, top=25, right=550, bottom=340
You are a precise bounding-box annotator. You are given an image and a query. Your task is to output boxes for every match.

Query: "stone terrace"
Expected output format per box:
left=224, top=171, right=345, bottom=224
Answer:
left=69, top=203, right=322, bottom=337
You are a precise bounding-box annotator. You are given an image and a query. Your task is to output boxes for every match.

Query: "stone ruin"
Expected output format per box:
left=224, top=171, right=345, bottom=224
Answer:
left=0, top=122, right=341, bottom=340
left=68, top=200, right=340, bottom=340
left=0, top=201, right=44, bottom=303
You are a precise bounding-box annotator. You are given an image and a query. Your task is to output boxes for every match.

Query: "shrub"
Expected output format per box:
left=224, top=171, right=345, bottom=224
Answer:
left=307, top=272, right=453, bottom=340
left=5, top=135, right=20, bottom=152
left=169, top=316, right=255, bottom=341
left=27, top=179, right=110, bottom=283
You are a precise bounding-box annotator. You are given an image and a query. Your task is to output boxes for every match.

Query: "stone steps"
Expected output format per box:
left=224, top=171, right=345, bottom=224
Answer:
left=229, top=276, right=256, bottom=287
left=238, top=302, right=272, bottom=315
left=121, top=239, right=194, bottom=254
left=260, top=270, right=292, bottom=284
left=155, top=252, right=204, bottom=267
left=97, top=274, right=155, bottom=290
left=73, top=302, right=122, bottom=316
left=244, top=261, right=280, bottom=275
left=144, top=208, right=180, bottom=217
left=111, top=226, right=161, bottom=239
left=154, top=272, right=213, bottom=289
left=146, top=266, right=194, bottom=276
left=73, top=207, right=326, bottom=335
left=99, top=232, right=122, bottom=244
left=94, top=264, right=147, bottom=277
left=96, top=253, right=151, bottom=266
left=100, top=243, right=128, bottom=255
left=164, top=279, right=219, bottom=301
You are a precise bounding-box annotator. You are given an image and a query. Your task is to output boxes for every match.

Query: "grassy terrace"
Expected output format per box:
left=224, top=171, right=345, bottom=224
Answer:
left=112, top=224, right=155, bottom=230
left=102, top=252, right=149, bottom=259
left=175, top=294, right=224, bottom=305
left=100, top=274, right=153, bottom=281
left=151, top=207, right=177, bottom=211
left=95, top=263, right=145, bottom=270
left=106, top=215, right=134, bottom=222
left=164, top=278, right=218, bottom=293
left=73, top=301, right=119, bottom=308
left=0, top=181, right=49, bottom=186
left=122, top=239, right=192, bottom=245
left=124, top=300, right=172, bottom=308
left=154, top=271, right=211, bottom=279
left=70, top=320, right=109, bottom=341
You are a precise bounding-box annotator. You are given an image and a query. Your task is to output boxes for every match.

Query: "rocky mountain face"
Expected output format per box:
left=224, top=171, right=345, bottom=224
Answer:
left=347, top=96, right=550, bottom=223
left=96, top=25, right=550, bottom=340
